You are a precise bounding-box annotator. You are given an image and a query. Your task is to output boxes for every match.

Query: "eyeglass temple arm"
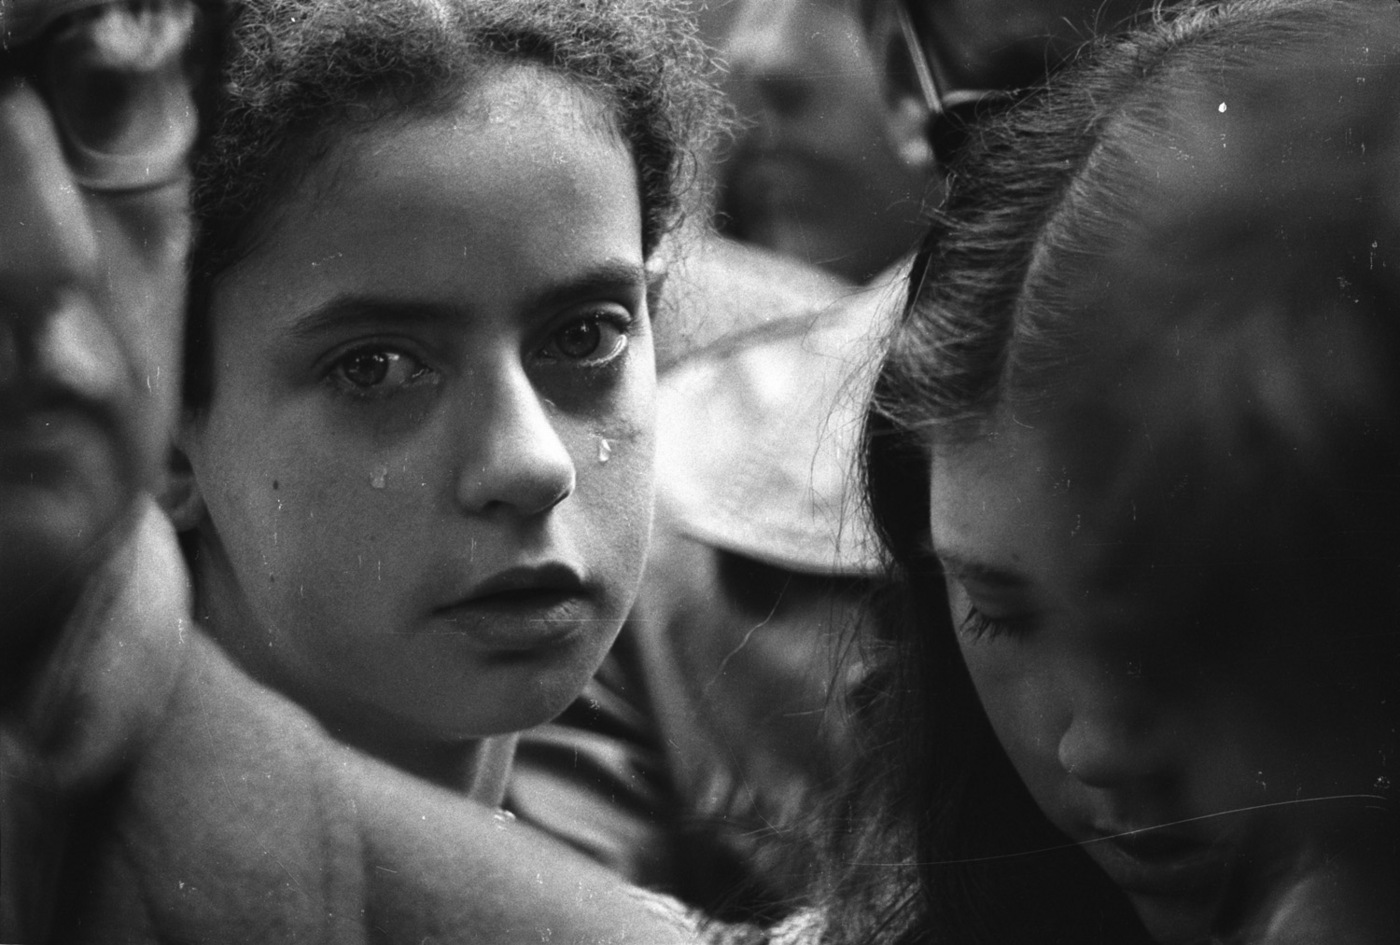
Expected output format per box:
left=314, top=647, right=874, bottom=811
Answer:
left=894, top=1, right=943, bottom=114
left=893, top=0, right=1003, bottom=115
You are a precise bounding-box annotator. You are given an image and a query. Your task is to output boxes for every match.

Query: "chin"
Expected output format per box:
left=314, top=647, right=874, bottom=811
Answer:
left=431, top=654, right=607, bottom=739
left=0, top=488, right=126, bottom=607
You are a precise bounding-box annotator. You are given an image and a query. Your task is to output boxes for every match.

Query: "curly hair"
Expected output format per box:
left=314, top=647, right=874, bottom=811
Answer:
left=185, top=0, right=723, bottom=405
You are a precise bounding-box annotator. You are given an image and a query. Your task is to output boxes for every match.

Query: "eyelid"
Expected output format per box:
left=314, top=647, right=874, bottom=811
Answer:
left=949, top=578, right=1037, bottom=642
left=960, top=603, right=1016, bottom=641
left=314, top=334, right=433, bottom=374
left=536, top=304, right=637, bottom=366
left=318, top=337, right=440, bottom=398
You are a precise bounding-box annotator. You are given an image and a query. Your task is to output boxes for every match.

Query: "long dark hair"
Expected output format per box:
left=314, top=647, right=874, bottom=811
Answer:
left=827, top=1, right=1400, bottom=942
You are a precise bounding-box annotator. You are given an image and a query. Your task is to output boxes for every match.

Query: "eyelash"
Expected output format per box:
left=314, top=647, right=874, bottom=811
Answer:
left=325, top=344, right=436, bottom=400
left=959, top=603, right=1025, bottom=642
left=537, top=310, right=635, bottom=370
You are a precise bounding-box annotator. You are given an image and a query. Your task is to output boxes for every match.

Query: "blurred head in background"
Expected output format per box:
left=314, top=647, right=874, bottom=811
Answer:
left=712, top=0, right=936, bottom=284
left=0, top=0, right=212, bottom=671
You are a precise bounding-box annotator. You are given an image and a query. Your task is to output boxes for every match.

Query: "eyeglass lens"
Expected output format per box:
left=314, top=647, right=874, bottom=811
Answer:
left=27, top=0, right=205, bottom=192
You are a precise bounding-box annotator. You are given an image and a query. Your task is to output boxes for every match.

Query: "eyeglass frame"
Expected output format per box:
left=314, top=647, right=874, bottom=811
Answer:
left=874, top=0, right=1024, bottom=167
left=0, top=0, right=223, bottom=193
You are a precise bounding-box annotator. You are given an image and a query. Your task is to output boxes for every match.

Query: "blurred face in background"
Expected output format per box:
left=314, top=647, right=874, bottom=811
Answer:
left=0, top=0, right=205, bottom=653
left=715, top=0, right=934, bottom=284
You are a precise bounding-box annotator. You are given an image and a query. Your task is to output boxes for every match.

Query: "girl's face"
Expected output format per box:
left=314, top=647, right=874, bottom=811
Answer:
left=181, top=67, right=655, bottom=745
left=927, top=420, right=1393, bottom=944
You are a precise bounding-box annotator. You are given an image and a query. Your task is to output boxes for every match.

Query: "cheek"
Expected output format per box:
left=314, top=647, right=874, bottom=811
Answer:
left=566, top=366, right=656, bottom=598
left=959, top=637, right=1073, bottom=803
left=94, top=185, right=191, bottom=484
left=583, top=349, right=656, bottom=498
left=191, top=403, right=407, bottom=610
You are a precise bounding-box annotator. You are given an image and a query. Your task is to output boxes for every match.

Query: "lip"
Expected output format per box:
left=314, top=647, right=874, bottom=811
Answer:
left=432, top=563, right=591, bottom=653
left=727, top=142, right=840, bottom=193
left=0, top=395, right=120, bottom=486
left=1085, top=824, right=1228, bottom=898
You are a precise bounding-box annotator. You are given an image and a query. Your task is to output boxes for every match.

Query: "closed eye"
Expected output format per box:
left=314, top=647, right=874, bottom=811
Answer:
left=958, top=602, right=1034, bottom=642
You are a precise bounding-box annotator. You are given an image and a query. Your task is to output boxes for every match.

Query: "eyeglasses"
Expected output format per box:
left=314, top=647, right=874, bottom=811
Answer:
left=0, top=0, right=214, bottom=192
left=881, top=0, right=1021, bottom=167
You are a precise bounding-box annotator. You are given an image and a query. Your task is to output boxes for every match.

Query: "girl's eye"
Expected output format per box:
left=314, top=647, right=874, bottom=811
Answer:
left=541, top=313, right=630, bottom=366
left=329, top=348, right=431, bottom=393
left=959, top=603, right=1030, bottom=642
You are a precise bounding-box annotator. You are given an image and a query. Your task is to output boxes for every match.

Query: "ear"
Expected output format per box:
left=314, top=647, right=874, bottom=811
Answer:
left=885, top=91, right=936, bottom=172
left=161, top=414, right=206, bottom=532
left=867, top=7, right=937, bottom=175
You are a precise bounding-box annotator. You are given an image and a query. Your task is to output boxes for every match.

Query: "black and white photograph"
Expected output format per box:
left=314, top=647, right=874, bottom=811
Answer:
left=3, top=0, right=1397, bottom=942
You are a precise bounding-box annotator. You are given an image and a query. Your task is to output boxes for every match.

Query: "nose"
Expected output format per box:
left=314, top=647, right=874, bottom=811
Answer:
left=0, top=87, right=105, bottom=386
left=722, top=0, right=813, bottom=116
left=0, top=87, right=100, bottom=317
left=1057, top=665, right=1175, bottom=791
left=454, top=362, right=577, bottom=518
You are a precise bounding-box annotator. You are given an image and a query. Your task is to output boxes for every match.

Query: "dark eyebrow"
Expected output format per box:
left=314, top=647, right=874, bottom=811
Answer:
left=286, top=258, right=652, bottom=341
left=287, top=297, right=454, bottom=341
left=527, top=258, right=652, bottom=313
left=932, top=549, right=1030, bottom=589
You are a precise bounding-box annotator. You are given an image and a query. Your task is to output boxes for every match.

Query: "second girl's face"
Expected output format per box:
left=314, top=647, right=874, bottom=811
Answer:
left=928, top=420, right=1392, bottom=945
left=181, top=66, right=655, bottom=742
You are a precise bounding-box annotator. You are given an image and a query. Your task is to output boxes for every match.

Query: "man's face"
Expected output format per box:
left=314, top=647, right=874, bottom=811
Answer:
left=0, top=0, right=205, bottom=641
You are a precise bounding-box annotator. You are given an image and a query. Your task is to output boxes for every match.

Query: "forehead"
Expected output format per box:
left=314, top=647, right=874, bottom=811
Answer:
left=926, top=413, right=1210, bottom=599
left=927, top=423, right=1073, bottom=578
left=926, top=403, right=1343, bottom=625
left=212, top=66, right=641, bottom=331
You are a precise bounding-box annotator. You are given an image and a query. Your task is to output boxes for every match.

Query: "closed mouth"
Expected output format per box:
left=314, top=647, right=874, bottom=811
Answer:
left=432, top=564, right=592, bottom=651
left=461, top=563, right=585, bottom=601
left=731, top=147, right=832, bottom=184
left=1087, top=825, right=1226, bottom=897
left=0, top=397, right=120, bottom=484
left=460, top=586, right=579, bottom=611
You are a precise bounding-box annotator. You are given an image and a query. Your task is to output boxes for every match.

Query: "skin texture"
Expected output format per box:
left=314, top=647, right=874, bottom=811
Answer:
left=718, top=0, right=931, bottom=283
left=928, top=419, right=1396, bottom=945
left=179, top=66, right=656, bottom=780
left=0, top=22, right=192, bottom=664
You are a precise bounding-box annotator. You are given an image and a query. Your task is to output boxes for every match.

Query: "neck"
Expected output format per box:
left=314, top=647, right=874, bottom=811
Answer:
left=317, top=709, right=504, bottom=798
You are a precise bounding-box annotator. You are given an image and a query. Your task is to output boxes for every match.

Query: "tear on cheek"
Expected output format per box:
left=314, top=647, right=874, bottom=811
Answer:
left=589, top=418, right=654, bottom=467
